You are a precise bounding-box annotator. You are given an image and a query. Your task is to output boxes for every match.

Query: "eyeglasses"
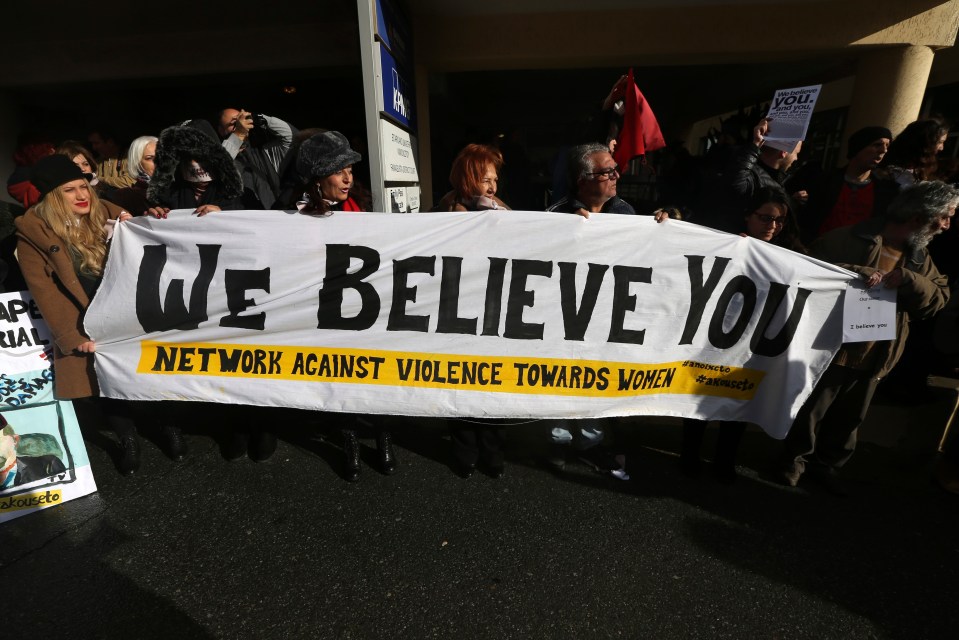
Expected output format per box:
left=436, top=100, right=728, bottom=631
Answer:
left=587, top=167, right=620, bottom=181
left=752, top=213, right=787, bottom=226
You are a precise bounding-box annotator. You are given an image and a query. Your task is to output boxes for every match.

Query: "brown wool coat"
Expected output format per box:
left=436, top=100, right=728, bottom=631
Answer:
left=15, top=201, right=125, bottom=399
left=811, top=217, right=950, bottom=378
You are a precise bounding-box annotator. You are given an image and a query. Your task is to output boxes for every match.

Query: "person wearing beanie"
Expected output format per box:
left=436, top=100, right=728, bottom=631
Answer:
left=293, top=131, right=395, bottom=481
left=13, top=155, right=161, bottom=475
left=56, top=141, right=102, bottom=193
left=294, top=130, right=372, bottom=215
left=801, top=126, right=896, bottom=242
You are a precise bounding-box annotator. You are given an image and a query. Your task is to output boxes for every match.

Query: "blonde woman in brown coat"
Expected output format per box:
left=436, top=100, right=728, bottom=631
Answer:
left=15, top=155, right=181, bottom=475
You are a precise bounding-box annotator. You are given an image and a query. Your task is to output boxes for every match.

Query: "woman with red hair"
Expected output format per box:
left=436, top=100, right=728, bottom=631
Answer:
left=434, top=143, right=510, bottom=212
left=436, top=143, right=511, bottom=478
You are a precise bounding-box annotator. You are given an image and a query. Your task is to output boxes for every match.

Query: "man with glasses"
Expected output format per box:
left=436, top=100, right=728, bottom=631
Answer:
left=543, top=143, right=639, bottom=478
left=547, top=142, right=635, bottom=218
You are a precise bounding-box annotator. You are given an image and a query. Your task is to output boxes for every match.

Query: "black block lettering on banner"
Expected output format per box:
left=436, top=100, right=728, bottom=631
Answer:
left=318, top=244, right=381, bottom=330
left=136, top=244, right=220, bottom=331
left=750, top=283, right=812, bottom=357
left=220, top=268, right=270, bottom=331
left=504, top=259, right=552, bottom=340
left=559, top=262, right=608, bottom=341
left=388, top=255, right=435, bottom=332
left=708, top=275, right=756, bottom=348
left=679, top=255, right=731, bottom=345
left=481, top=258, right=508, bottom=336
left=437, top=256, right=478, bottom=335
left=608, top=265, right=651, bottom=345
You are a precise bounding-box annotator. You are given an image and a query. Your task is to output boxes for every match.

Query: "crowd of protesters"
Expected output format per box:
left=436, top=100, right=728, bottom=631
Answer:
left=3, top=93, right=959, bottom=497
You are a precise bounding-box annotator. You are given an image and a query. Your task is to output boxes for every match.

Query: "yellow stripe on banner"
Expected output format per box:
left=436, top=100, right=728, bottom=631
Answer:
left=136, top=341, right=765, bottom=400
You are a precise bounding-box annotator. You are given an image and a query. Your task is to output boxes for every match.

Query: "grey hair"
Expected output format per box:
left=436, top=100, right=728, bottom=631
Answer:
left=568, top=142, right=611, bottom=187
left=886, top=180, right=959, bottom=224
left=127, top=135, right=158, bottom=175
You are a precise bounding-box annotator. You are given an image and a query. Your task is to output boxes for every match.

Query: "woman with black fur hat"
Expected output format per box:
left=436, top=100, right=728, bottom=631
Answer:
left=295, top=131, right=394, bottom=482
left=14, top=154, right=182, bottom=475
left=294, top=130, right=372, bottom=215
left=144, top=120, right=277, bottom=463
left=145, top=120, right=254, bottom=218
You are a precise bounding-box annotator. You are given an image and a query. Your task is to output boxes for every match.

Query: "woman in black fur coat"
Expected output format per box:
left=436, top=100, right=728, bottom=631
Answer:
left=144, top=119, right=277, bottom=462
left=146, top=120, right=257, bottom=217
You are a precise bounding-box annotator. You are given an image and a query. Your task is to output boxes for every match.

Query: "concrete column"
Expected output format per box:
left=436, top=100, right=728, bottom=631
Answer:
left=844, top=45, right=935, bottom=148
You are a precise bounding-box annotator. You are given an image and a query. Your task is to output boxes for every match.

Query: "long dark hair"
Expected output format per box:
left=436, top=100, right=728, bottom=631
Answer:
left=883, top=119, right=949, bottom=181
left=746, top=187, right=806, bottom=253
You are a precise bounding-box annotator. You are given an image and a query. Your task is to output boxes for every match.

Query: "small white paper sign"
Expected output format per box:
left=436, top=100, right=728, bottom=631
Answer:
left=842, top=280, right=897, bottom=343
left=765, top=84, right=821, bottom=143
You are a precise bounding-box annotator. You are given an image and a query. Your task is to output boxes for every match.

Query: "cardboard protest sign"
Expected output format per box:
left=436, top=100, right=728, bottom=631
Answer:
left=765, top=84, right=821, bottom=147
left=1, top=292, right=97, bottom=524
left=86, top=210, right=854, bottom=438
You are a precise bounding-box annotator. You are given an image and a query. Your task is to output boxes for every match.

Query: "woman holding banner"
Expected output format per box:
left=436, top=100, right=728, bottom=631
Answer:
left=296, top=131, right=396, bottom=481
left=680, top=187, right=803, bottom=483
left=436, top=143, right=512, bottom=478
left=15, top=154, right=153, bottom=475
left=146, top=120, right=278, bottom=464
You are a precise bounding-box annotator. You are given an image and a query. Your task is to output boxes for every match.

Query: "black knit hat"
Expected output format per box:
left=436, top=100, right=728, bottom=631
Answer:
left=31, top=154, right=85, bottom=199
left=847, top=126, right=893, bottom=159
left=296, top=131, right=361, bottom=179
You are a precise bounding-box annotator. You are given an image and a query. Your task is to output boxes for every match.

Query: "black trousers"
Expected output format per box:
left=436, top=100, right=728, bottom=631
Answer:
left=449, top=419, right=506, bottom=467
left=681, top=418, right=747, bottom=467
left=781, top=363, right=878, bottom=476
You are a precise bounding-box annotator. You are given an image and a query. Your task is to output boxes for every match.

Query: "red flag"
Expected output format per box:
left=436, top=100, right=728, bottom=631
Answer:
left=613, top=68, right=666, bottom=172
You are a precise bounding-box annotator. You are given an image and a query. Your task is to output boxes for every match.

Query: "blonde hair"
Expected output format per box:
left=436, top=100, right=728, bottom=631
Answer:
left=35, top=181, right=110, bottom=276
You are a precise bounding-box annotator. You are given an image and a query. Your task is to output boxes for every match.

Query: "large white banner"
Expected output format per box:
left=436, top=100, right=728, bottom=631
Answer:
left=85, top=210, right=853, bottom=438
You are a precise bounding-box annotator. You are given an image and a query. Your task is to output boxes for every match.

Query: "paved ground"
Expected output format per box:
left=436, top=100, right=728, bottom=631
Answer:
left=3, top=390, right=959, bottom=639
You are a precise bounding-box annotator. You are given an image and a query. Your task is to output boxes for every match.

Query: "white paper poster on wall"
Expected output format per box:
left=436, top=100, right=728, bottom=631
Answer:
left=386, top=186, right=421, bottom=212
left=379, top=118, right=419, bottom=182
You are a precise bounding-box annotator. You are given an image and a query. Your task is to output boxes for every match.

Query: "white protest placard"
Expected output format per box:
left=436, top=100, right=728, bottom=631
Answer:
left=0, top=293, right=53, bottom=377
left=842, top=280, right=897, bottom=342
left=1, top=291, right=97, bottom=524
left=765, top=84, right=821, bottom=143
left=85, top=210, right=853, bottom=439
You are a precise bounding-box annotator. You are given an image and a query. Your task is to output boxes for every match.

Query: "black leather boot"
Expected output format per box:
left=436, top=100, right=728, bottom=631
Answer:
left=117, top=434, right=141, bottom=476
left=343, top=429, right=361, bottom=482
left=161, top=425, right=188, bottom=462
left=377, top=430, right=397, bottom=475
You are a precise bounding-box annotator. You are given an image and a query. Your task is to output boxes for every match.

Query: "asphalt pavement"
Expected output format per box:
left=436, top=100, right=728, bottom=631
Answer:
left=3, top=391, right=959, bottom=639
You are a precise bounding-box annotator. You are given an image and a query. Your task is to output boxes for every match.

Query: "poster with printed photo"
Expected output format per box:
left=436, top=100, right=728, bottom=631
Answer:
left=1, top=291, right=97, bottom=524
